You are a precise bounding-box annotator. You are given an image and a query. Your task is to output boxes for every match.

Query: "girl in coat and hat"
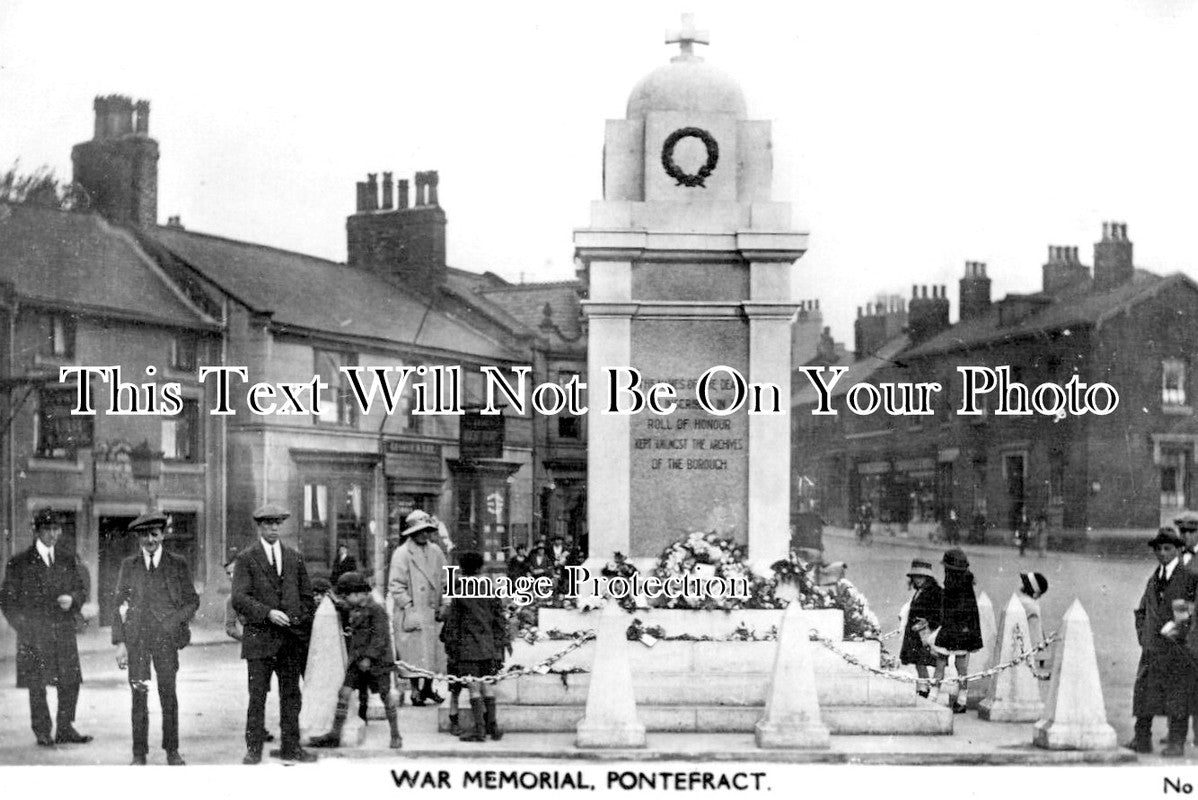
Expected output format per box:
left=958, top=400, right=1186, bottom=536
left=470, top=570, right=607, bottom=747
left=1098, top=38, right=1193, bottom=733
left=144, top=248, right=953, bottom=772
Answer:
left=938, top=548, right=983, bottom=713
left=900, top=559, right=943, bottom=699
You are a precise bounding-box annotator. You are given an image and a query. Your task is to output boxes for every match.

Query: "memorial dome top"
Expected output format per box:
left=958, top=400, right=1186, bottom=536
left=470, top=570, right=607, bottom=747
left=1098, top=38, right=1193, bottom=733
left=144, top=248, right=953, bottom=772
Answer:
left=625, top=15, right=747, bottom=120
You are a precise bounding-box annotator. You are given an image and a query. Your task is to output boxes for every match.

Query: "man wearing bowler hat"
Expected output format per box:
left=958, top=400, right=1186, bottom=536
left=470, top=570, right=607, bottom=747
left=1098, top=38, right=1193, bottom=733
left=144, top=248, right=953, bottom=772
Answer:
left=1129, top=527, right=1198, bottom=756
left=0, top=509, right=91, bottom=747
left=112, top=511, right=199, bottom=765
left=232, top=503, right=317, bottom=764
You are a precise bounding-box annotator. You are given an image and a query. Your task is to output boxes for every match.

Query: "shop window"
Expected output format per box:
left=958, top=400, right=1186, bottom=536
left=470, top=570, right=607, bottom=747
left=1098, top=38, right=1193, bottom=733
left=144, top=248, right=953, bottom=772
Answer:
left=163, top=512, right=198, bottom=579
left=162, top=398, right=202, bottom=462
left=1163, top=359, right=1187, bottom=407
left=315, top=349, right=358, bottom=426
left=1161, top=450, right=1189, bottom=509
left=171, top=334, right=198, bottom=372
left=40, top=312, right=75, bottom=359
left=36, top=389, right=93, bottom=458
left=303, top=484, right=328, bottom=527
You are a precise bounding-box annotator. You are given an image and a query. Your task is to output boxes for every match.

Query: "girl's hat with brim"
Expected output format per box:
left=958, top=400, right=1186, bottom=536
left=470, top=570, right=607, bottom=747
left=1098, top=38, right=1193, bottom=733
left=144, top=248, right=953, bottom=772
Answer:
left=906, top=559, right=936, bottom=579
left=942, top=548, right=970, bottom=571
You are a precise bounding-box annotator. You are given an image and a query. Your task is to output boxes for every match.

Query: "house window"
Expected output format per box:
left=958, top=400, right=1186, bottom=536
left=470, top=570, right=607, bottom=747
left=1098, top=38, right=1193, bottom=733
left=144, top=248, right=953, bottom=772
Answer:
left=314, top=350, right=358, bottom=426
left=1163, top=359, right=1187, bottom=406
left=171, top=335, right=198, bottom=372
left=161, top=399, right=202, bottom=462
left=36, top=389, right=92, bottom=458
left=1161, top=450, right=1189, bottom=509
left=556, top=371, right=581, bottom=439
left=303, top=483, right=328, bottom=527
left=40, top=313, right=75, bottom=359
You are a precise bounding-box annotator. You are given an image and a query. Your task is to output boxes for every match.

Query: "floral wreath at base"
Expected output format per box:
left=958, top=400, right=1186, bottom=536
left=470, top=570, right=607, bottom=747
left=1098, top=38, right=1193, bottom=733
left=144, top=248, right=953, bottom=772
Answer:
left=512, top=531, right=884, bottom=647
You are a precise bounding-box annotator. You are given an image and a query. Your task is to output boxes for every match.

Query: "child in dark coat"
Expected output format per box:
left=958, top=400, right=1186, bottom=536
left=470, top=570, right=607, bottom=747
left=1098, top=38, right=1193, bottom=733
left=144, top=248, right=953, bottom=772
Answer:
left=938, top=548, right=983, bottom=713
left=441, top=551, right=510, bottom=742
left=900, top=559, right=943, bottom=698
left=308, top=572, right=402, bottom=749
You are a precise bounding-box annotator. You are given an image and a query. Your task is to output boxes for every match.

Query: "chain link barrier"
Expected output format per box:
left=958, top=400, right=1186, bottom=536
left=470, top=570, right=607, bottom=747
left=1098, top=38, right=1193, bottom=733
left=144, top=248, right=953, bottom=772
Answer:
left=810, top=625, right=1059, bottom=688
left=391, top=630, right=595, bottom=686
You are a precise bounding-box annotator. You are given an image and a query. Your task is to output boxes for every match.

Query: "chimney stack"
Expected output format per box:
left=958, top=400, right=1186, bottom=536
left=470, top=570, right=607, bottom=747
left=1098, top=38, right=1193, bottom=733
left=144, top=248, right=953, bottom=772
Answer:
left=908, top=282, right=951, bottom=344
left=72, top=94, right=158, bottom=227
left=1042, top=242, right=1090, bottom=293
left=959, top=260, right=992, bottom=322
left=346, top=170, right=447, bottom=295
left=1093, top=220, right=1133, bottom=291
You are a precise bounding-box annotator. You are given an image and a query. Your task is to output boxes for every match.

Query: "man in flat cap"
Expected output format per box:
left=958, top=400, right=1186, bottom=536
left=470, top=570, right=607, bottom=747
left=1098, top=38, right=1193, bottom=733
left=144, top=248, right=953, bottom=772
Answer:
left=0, top=509, right=91, bottom=747
left=1129, top=527, right=1198, bottom=756
left=232, top=503, right=317, bottom=764
left=1177, top=511, right=1198, bottom=568
left=112, top=511, right=199, bottom=765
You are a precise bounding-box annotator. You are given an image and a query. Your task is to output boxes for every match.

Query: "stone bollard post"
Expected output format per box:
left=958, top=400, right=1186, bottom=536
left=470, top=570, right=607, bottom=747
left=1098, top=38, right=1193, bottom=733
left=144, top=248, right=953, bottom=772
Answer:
left=1033, top=600, right=1117, bottom=750
left=755, top=601, right=831, bottom=749
left=575, top=600, right=646, bottom=748
left=968, top=591, right=998, bottom=709
left=978, top=594, right=1044, bottom=722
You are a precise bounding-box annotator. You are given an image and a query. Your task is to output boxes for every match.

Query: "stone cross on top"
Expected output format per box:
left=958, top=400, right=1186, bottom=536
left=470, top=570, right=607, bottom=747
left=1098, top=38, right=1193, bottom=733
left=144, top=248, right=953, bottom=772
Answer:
left=666, top=13, right=709, bottom=60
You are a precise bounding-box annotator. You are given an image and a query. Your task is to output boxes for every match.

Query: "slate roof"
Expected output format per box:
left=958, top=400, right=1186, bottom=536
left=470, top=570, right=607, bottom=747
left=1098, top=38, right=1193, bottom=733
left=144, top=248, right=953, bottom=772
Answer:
left=147, top=226, right=524, bottom=362
left=0, top=203, right=216, bottom=329
left=904, top=269, right=1185, bottom=358
left=475, top=280, right=586, bottom=350
left=792, top=335, right=911, bottom=407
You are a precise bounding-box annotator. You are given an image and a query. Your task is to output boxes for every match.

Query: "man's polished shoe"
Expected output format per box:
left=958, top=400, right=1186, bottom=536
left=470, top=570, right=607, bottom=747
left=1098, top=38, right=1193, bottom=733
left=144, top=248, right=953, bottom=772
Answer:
left=261, top=730, right=275, bottom=743
left=55, top=727, right=93, bottom=744
left=34, top=733, right=54, bottom=747
left=269, top=747, right=318, bottom=763
left=166, top=750, right=186, bottom=766
left=1163, top=742, right=1186, bottom=758
left=130, top=754, right=147, bottom=765
left=1124, top=739, right=1153, bottom=754
left=242, top=747, right=262, bottom=765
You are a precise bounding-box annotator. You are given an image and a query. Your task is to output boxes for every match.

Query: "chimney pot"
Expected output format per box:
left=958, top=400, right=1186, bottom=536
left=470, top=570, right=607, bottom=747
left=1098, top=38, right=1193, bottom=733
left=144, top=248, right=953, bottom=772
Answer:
left=397, top=179, right=410, bottom=210
left=911, top=284, right=918, bottom=299
left=134, top=99, right=150, bottom=134
left=427, top=170, right=439, bottom=206
left=381, top=172, right=394, bottom=210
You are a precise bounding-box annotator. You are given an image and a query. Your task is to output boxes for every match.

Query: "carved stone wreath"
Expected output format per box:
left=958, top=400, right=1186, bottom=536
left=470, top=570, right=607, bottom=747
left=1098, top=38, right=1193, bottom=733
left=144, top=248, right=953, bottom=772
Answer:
left=661, top=127, right=719, bottom=188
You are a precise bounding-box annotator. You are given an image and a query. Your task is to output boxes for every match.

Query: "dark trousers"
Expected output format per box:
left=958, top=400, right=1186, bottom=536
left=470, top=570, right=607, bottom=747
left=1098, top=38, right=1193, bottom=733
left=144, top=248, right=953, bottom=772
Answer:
left=28, top=681, right=80, bottom=738
left=246, top=647, right=303, bottom=752
left=1136, top=715, right=1188, bottom=744
left=127, top=630, right=180, bottom=756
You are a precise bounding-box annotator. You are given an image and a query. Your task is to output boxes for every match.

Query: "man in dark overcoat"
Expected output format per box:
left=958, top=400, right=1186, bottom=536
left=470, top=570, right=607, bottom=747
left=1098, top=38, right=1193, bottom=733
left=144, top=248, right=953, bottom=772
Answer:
left=1130, top=527, right=1198, bottom=756
left=232, top=503, right=317, bottom=764
left=112, top=511, right=199, bottom=765
left=0, top=509, right=92, bottom=747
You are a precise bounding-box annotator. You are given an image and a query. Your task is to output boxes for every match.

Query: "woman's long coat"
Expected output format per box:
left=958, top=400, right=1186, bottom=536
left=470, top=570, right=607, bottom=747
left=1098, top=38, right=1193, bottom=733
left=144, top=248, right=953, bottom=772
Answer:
left=0, top=545, right=87, bottom=688
left=1134, top=565, right=1198, bottom=717
left=388, top=539, right=447, bottom=674
left=938, top=571, right=984, bottom=653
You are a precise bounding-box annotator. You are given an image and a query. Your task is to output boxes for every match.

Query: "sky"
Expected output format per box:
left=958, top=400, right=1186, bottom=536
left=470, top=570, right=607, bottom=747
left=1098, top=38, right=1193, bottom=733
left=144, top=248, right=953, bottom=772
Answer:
left=1, top=0, right=1197, bottom=342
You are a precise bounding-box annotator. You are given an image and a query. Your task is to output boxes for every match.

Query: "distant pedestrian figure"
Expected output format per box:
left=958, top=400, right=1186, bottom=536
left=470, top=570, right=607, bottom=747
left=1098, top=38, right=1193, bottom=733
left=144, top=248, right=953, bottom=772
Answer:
left=938, top=548, right=983, bottom=713
left=943, top=507, right=960, bottom=546
left=899, top=559, right=943, bottom=698
left=1033, top=513, right=1049, bottom=558
left=1014, top=509, right=1031, bottom=557
left=329, top=543, right=357, bottom=586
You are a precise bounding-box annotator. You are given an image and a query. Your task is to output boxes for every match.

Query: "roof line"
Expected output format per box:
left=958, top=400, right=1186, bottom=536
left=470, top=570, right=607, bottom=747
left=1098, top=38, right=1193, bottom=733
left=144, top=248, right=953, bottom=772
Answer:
left=153, top=224, right=345, bottom=268
left=101, top=218, right=223, bottom=327
left=268, top=321, right=527, bottom=365
left=142, top=229, right=263, bottom=315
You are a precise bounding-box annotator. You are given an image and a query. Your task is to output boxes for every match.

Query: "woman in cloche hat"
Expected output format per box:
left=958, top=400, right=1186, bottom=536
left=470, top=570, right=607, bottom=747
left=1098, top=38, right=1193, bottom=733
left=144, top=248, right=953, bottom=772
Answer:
left=937, top=548, right=983, bottom=713
left=899, top=559, right=943, bottom=699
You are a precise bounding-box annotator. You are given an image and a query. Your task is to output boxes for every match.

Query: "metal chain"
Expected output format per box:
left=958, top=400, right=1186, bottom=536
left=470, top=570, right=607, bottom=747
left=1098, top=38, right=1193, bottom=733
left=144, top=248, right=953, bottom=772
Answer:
left=809, top=626, right=1060, bottom=688
left=878, top=627, right=901, bottom=642
left=391, top=630, right=595, bottom=685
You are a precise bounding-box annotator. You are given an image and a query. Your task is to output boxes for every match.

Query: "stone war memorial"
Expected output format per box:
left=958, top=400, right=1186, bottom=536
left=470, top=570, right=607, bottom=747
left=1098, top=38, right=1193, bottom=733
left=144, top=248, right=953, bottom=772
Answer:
left=437, top=17, right=954, bottom=748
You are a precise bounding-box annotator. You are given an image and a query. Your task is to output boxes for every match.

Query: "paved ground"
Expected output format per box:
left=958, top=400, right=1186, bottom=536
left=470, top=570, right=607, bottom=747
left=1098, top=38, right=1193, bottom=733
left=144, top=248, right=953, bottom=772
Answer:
left=0, top=530, right=1178, bottom=767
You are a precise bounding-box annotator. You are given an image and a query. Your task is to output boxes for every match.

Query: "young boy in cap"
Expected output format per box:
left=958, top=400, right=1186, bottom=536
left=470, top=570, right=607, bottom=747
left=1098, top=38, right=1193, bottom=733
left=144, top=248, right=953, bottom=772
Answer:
left=1129, top=527, right=1198, bottom=756
left=309, top=572, right=402, bottom=749
left=441, top=550, right=509, bottom=741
